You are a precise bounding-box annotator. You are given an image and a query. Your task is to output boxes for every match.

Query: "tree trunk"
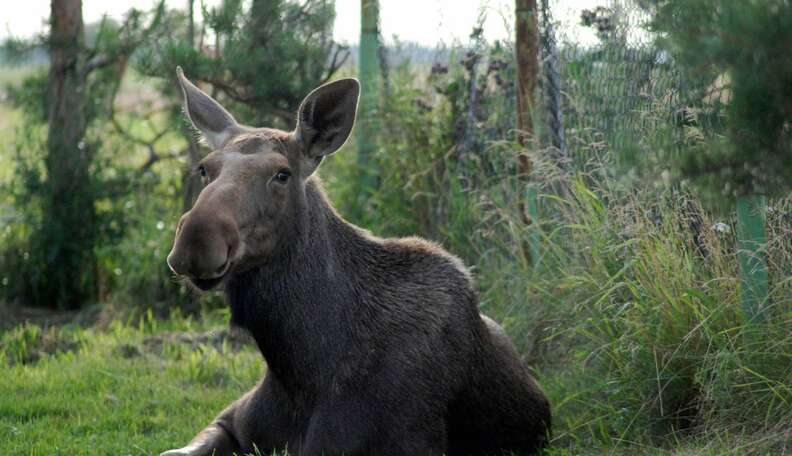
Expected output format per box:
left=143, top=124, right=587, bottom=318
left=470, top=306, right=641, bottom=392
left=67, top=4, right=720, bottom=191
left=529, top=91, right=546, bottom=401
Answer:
left=515, top=0, right=540, bottom=267
left=41, top=0, right=95, bottom=309
left=356, top=0, right=381, bottom=215
left=516, top=0, right=539, bottom=146
left=187, top=0, right=194, bottom=48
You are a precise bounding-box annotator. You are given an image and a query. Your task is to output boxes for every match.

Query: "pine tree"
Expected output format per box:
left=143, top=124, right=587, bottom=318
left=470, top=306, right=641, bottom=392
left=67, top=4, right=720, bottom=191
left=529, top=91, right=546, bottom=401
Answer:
left=652, top=0, right=792, bottom=197
left=140, top=0, right=347, bottom=129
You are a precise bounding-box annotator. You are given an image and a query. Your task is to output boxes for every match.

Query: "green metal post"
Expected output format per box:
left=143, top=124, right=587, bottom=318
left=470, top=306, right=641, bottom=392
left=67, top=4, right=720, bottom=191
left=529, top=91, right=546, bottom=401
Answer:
left=736, top=194, right=768, bottom=324
left=357, top=0, right=381, bottom=203
left=525, top=185, right=540, bottom=268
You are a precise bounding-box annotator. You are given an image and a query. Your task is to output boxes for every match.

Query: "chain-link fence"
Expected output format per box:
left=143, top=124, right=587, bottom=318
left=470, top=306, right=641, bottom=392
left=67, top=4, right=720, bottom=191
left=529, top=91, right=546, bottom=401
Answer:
left=538, top=0, right=706, bottom=170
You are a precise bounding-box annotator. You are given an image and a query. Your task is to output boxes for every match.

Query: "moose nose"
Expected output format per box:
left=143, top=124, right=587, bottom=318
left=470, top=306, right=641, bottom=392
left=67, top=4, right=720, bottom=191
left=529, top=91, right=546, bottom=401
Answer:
left=167, top=209, right=239, bottom=280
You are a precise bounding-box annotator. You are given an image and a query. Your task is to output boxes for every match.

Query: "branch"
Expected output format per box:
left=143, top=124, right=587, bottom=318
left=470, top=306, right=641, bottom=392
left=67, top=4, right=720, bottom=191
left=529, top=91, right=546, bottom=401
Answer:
left=140, top=146, right=186, bottom=172
left=204, top=77, right=252, bottom=103
left=83, top=54, right=114, bottom=74
left=321, top=44, right=351, bottom=84
left=110, top=108, right=175, bottom=172
left=284, top=1, right=311, bottom=24
left=83, top=1, right=166, bottom=76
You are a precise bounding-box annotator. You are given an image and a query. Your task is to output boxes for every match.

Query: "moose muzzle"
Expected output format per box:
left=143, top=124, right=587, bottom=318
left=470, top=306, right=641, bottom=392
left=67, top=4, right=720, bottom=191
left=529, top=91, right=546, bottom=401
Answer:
left=167, top=202, right=240, bottom=290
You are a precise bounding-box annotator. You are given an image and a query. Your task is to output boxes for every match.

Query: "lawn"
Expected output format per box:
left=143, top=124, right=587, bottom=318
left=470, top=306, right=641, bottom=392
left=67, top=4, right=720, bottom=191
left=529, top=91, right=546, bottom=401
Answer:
left=0, top=309, right=263, bottom=455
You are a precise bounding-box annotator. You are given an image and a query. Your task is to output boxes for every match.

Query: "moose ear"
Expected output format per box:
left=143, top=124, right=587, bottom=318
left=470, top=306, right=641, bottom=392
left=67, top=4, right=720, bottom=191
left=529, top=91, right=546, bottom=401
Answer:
left=295, top=78, right=360, bottom=159
left=176, top=66, right=239, bottom=149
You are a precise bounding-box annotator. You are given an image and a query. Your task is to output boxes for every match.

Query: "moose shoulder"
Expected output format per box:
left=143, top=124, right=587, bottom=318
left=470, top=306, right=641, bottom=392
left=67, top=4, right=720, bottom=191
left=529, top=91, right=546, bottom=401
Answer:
left=163, top=67, right=551, bottom=456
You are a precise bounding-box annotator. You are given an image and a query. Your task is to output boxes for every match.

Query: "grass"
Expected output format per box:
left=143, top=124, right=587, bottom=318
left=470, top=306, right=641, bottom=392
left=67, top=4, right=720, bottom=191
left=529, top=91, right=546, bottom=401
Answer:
left=0, top=293, right=788, bottom=455
left=0, top=309, right=263, bottom=455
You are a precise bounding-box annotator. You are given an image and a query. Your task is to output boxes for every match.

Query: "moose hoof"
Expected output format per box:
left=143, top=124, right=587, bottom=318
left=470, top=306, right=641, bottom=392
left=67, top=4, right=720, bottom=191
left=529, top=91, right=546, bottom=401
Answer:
left=160, top=443, right=205, bottom=456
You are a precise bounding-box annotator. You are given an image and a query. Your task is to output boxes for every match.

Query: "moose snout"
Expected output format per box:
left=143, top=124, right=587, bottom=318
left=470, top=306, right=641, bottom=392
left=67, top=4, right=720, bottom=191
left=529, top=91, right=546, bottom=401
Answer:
left=166, top=209, right=240, bottom=283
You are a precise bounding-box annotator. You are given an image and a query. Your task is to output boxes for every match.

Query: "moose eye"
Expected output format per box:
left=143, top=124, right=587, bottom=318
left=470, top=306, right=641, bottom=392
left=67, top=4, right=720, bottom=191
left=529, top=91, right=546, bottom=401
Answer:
left=274, top=170, right=291, bottom=183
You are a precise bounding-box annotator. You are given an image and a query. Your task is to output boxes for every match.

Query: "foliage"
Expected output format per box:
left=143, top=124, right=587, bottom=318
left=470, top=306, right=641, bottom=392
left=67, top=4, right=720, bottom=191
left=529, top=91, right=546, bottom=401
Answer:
left=0, top=322, right=86, bottom=365
left=531, top=180, right=791, bottom=449
left=650, top=0, right=792, bottom=198
left=326, top=31, right=518, bottom=246
left=135, top=0, right=347, bottom=130
left=0, top=4, right=167, bottom=309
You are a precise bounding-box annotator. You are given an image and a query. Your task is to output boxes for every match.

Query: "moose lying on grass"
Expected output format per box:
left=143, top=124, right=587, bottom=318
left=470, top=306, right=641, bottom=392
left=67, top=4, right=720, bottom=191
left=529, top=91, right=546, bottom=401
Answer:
left=162, top=67, right=551, bottom=456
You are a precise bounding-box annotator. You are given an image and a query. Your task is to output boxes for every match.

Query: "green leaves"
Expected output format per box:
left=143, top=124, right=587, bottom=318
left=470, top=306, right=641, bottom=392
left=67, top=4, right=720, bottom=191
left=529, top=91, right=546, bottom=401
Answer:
left=653, top=0, right=792, bottom=198
left=137, top=0, right=345, bottom=130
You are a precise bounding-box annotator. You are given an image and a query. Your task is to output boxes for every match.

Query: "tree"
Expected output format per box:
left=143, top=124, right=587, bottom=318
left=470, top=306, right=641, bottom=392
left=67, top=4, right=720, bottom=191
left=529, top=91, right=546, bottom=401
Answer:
left=42, top=0, right=93, bottom=308
left=515, top=0, right=540, bottom=267
left=2, top=2, right=165, bottom=309
left=651, top=0, right=792, bottom=197
left=147, top=0, right=347, bottom=128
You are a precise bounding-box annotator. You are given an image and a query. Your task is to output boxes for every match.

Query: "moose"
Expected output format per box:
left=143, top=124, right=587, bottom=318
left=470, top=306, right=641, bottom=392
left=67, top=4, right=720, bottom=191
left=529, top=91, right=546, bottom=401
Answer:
left=162, top=67, right=551, bottom=456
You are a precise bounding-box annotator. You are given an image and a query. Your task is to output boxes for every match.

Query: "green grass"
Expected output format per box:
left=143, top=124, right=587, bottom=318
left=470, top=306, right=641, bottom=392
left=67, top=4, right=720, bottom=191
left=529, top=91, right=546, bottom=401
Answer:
left=0, top=310, right=263, bottom=455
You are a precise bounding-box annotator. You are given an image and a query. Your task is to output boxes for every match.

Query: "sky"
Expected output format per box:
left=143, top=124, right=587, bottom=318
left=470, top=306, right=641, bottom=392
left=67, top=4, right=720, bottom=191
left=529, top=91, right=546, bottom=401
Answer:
left=0, top=0, right=605, bottom=46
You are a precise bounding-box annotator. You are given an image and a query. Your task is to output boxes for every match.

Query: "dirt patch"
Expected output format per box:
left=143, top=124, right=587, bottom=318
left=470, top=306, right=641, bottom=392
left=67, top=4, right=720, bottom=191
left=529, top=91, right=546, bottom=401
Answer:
left=141, top=327, right=256, bottom=355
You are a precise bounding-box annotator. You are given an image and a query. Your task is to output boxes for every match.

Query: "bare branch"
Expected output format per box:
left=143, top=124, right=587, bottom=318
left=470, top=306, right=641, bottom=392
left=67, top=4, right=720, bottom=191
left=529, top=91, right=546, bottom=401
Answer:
left=83, top=54, right=113, bottom=74
left=204, top=77, right=252, bottom=103
left=321, top=44, right=351, bottom=84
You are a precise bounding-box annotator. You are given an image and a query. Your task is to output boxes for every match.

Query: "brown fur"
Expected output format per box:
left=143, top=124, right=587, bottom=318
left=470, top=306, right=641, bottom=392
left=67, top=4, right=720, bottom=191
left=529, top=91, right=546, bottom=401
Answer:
left=163, top=69, right=551, bottom=456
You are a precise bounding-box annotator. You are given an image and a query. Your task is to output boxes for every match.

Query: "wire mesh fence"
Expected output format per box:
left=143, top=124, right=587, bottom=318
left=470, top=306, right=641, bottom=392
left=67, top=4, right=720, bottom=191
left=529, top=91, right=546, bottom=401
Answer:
left=538, top=0, right=707, bottom=170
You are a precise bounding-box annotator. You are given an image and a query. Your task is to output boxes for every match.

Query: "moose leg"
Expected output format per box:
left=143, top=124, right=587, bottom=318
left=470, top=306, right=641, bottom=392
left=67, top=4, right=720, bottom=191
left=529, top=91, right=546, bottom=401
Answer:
left=161, top=374, right=294, bottom=456
left=160, top=423, right=237, bottom=456
left=160, top=402, right=241, bottom=456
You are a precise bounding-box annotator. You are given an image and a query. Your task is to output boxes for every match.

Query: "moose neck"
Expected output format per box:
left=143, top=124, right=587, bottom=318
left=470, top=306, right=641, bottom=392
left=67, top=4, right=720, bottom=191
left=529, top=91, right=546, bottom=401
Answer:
left=225, top=177, right=361, bottom=396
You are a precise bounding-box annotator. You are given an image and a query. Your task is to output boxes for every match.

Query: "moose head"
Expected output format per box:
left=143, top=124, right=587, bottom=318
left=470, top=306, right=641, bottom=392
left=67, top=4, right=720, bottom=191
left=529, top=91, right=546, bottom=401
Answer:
left=166, top=68, right=360, bottom=290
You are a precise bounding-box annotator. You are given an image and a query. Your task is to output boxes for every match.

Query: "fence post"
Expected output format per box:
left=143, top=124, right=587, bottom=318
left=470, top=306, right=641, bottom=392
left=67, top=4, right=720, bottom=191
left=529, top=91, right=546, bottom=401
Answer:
left=358, top=0, right=381, bottom=206
left=736, top=194, right=769, bottom=325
